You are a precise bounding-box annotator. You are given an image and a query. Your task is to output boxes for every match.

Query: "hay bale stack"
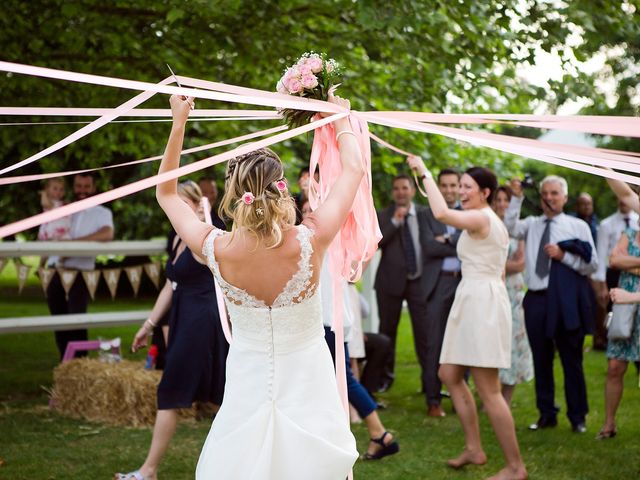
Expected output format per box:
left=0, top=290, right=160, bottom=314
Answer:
left=51, top=358, right=196, bottom=427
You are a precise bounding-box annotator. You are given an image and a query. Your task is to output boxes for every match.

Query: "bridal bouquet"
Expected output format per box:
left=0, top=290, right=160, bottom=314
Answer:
left=276, top=52, right=341, bottom=128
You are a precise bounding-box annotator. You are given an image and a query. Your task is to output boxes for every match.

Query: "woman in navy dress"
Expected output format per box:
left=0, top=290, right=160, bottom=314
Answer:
left=116, top=181, right=229, bottom=480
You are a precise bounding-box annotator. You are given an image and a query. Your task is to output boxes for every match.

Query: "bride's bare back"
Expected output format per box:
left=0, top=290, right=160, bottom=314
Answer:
left=212, top=222, right=321, bottom=307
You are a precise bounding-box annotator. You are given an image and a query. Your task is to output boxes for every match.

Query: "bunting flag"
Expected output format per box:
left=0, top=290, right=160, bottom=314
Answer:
left=143, top=262, right=161, bottom=289
left=57, top=268, right=78, bottom=299
left=81, top=270, right=101, bottom=300
left=4, top=260, right=162, bottom=297
left=16, top=262, right=32, bottom=294
left=38, top=267, right=55, bottom=295
left=124, top=265, right=143, bottom=297
left=102, top=268, right=121, bottom=300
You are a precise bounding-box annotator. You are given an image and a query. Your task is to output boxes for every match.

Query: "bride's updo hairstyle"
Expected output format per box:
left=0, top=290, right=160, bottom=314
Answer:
left=220, top=147, right=297, bottom=248
left=465, top=166, right=498, bottom=204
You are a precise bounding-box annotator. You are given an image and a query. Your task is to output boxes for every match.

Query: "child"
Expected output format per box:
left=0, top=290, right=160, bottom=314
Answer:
left=37, top=178, right=71, bottom=241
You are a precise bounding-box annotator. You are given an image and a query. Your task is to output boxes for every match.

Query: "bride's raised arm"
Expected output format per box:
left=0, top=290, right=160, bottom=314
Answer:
left=156, top=95, right=213, bottom=255
left=307, top=94, right=365, bottom=249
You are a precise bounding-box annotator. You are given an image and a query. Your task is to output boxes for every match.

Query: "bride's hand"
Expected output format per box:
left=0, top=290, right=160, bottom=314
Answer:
left=407, top=155, right=428, bottom=175
left=320, top=90, right=350, bottom=119
left=169, top=94, right=195, bottom=127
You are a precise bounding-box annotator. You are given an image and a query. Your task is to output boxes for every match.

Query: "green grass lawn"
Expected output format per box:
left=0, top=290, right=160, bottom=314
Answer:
left=1, top=290, right=640, bottom=479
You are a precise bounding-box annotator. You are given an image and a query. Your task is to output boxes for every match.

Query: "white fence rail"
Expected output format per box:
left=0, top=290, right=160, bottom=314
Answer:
left=0, top=311, right=151, bottom=334
left=0, top=240, right=167, bottom=257
left=0, top=240, right=164, bottom=334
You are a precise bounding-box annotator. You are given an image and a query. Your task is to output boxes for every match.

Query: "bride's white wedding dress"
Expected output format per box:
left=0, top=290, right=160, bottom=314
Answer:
left=196, top=224, right=358, bottom=479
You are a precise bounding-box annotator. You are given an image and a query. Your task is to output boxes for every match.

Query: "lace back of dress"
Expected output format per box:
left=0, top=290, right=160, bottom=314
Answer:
left=202, top=225, right=317, bottom=309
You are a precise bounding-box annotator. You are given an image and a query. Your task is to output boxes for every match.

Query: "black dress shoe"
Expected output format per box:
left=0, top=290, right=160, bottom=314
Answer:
left=528, top=417, right=558, bottom=430
left=572, top=422, right=587, bottom=434
left=376, top=378, right=394, bottom=393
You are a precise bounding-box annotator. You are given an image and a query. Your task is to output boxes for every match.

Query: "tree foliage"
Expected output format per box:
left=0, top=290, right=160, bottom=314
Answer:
left=0, top=0, right=636, bottom=238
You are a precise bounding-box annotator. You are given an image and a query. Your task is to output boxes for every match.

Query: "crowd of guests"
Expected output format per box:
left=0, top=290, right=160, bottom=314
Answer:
left=373, top=165, right=640, bottom=446
left=36, top=161, right=640, bottom=476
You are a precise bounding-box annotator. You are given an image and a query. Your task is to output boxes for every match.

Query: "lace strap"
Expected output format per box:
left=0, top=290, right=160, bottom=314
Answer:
left=271, top=224, right=316, bottom=307
left=202, top=228, right=224, bottom=271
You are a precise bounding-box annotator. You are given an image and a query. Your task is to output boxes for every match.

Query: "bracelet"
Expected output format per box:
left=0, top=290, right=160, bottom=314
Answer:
left=421, top=170, right=433, bottom=180
left=336, top=130, right=356, bottom=142
left=144, top=318, right=157, bottom=331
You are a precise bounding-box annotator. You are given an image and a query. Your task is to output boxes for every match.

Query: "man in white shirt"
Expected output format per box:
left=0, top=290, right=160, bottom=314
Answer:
left=504, top=175, right=597, bottom=434
left=47, top=173, right=114, bottom=359
left=592, top=201, right=639, bottom=349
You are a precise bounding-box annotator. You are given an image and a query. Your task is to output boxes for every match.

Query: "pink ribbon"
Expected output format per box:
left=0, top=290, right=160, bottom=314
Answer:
left=308, top=116, right=382, bottom=412
left=2, top=60, right=639, bottom=432
left=0, top=125, right=288, bottom=186
left=0, top=112, right=347, bottom=239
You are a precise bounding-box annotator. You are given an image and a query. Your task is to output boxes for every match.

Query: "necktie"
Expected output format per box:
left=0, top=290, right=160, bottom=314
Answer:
left=624, top=217, right=630, bottom=229
left=402, top=214, right=418, bottom=276
left=535, top=218, right=552, bottom=279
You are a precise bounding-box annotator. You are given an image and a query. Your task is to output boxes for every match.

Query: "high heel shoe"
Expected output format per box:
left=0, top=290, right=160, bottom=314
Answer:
left=361, top=431, right=399, bottom=460
left=595, top=427, right=617, bottom=440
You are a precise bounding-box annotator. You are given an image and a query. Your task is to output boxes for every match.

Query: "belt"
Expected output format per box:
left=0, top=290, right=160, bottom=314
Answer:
left=440, top=271, right=461, bottom=277
left=528, top=289, right=548, bottom=295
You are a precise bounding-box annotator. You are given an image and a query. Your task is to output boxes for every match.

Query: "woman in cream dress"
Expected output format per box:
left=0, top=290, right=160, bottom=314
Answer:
left=408, top=156, right=527, bottom=480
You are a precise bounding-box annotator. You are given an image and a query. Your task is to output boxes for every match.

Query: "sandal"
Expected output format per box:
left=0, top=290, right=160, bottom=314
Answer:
left=361, top=431, right=399, bottom=460
left=595, top=428, right=617, bottom=440
left=114, top=471, right=147, bottom=480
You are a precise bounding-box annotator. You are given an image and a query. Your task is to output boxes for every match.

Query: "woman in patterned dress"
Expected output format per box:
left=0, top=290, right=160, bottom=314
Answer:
left=597, top=226, right=640, bottom=439
left=492, top=186, right=534, bottom=406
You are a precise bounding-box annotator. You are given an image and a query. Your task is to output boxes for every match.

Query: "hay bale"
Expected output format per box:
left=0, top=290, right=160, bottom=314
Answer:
left=51, top=358, right=196, bottom=427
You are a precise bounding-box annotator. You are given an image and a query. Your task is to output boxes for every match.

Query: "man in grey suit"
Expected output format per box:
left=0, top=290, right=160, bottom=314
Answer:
left=375, top=174, right=431, bottom=395
left=422, top=168, right=462, bottom=417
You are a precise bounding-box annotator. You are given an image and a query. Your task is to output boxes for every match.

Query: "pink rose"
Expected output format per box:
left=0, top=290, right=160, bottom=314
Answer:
left=286, top=78, right=303, bottom=94
left=284, top=66, right=300, bottom=81
left=242, top=192, right=255, bottom=205
left=276, top=80, right=288, bottom=94
left=307, top=56, right=323, bottom=73
left=275, top=180, right=287, bottom=192
left=301, top=74, right=318, bottom=89
left=298, top=64, right=313, bottom=76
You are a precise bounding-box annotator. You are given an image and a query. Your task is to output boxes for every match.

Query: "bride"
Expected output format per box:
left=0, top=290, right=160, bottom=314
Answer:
left=156, top=93, right=363, bottom=479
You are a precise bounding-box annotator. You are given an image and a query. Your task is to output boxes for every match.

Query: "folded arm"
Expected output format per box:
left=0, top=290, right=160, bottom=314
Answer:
left=74, top=225, right=114, bottom=242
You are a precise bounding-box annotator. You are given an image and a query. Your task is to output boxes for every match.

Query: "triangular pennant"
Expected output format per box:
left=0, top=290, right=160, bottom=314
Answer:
left=56, top=268, right=78, bottom=299
left=103, top=268, right=121, bottom=300
left=144, top=262, right=161, bottom=289
left=124, top=266, right=143, bottom=297
left=38, top=267, right=55, bottom=296
left=0, top=258, right=8, bottom=276
left=17, top=263, right=32, bottom=294
left=81, top=270, right=101, bottom=301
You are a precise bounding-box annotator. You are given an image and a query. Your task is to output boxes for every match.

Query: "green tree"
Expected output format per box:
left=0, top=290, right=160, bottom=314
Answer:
left=0, top=0, right=636, bottom=238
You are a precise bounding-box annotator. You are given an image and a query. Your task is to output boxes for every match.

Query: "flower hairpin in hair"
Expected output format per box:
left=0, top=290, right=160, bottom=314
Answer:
left=256, top=207, right=264, bottom=216
left=242, top=192, right=255, bottom=205
left=275, top=180, right=287, bottom=193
